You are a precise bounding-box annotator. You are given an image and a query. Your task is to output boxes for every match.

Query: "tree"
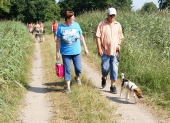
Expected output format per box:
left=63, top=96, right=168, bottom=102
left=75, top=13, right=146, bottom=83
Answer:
left=0, top=0, right=61, bottom=22
left=158, top=0, right=170, bottom=10
left=112, top=0, right=132, bottom=10
left=0, top=0, right=11, bottom=18
left=141, top=2, right=158, bottom=12
left=0, top=0, right=11, bottom=13
left=58, top=0, right=132, bottom=16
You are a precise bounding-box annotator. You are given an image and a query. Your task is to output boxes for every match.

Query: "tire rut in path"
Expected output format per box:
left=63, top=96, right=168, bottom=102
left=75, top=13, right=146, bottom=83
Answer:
left=16, top=42, right=52, bottom=123
left=82, top=60, right=160, bottom=123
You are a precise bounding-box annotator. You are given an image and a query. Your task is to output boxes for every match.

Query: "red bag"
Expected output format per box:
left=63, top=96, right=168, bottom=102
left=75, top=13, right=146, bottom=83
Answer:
left=55, top=63, right=64, bottom=78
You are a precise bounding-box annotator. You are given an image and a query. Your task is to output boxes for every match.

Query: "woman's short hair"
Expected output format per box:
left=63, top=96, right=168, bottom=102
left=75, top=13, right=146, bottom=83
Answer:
left=64, top=11, right=74, bottom=21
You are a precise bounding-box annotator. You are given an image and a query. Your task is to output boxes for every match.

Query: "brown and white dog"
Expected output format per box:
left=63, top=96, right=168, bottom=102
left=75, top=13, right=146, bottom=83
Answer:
left=120, top=73, right=143, bottom=103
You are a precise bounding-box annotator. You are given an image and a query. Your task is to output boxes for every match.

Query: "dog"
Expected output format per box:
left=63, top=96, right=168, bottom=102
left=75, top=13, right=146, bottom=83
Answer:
left=120, top=73, right=143, bottom=103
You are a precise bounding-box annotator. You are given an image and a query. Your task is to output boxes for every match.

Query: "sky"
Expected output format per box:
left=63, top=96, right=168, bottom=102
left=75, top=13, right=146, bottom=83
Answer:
left=132, top=0, right=159, bottom=10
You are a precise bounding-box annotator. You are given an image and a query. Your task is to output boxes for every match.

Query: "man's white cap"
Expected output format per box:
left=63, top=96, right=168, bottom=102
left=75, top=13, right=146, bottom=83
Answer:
left=108, top=7, right=116, bottom=15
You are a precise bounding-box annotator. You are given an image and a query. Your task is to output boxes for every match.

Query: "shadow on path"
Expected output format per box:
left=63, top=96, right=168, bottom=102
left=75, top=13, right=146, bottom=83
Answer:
left=27, top=81, right=65, bottom=93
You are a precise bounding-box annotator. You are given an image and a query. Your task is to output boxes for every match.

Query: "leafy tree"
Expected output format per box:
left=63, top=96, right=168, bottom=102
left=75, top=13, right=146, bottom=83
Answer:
left=141, top=2, right=158, bottom=12
left=0, top=0, right=61, bottom=22
left=45, top=1, right=61, bottom=21
left=158, top=0, right=170, bottom=10
left=112, top=0, right=132, bottom=10
left=0, top=0, right=11, bottom=13
left=58, top=0, right=132, bottom=16
left=59, top=0, right=76, bottom=16
left=0, top=0, right=11, bottom=18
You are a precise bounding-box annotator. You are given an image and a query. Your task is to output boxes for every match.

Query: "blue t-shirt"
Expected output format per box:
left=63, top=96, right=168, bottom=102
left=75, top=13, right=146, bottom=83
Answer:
left=57, top=22, right=82, bottom=55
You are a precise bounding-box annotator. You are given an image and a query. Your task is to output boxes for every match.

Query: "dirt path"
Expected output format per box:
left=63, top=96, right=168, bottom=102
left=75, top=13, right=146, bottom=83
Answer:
left=82, top=61, right=162, bottom=123
left=16, top=42, right=52, bottom=123
left=15, top=34, right=164, bottom=123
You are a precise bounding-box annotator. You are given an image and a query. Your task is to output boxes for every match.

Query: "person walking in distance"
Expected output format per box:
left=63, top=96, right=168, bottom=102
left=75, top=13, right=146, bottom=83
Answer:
left=28, top=23, right=33, bottom=33
left=56, top=11, right=89, bottom=93
left=33, top=21, right=40, bottom=42
left=96, top=7, right=124, bottom=94
left=34, top=21, right=40, bottom=32
left=39, top=22, right=44, bottom=32
left=52, top=20, right=58, bottom=40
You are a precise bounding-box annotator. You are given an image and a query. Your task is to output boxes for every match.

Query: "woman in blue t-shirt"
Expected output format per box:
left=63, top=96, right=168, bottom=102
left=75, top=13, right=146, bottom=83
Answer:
left=56, top=11, right=89, bottom=93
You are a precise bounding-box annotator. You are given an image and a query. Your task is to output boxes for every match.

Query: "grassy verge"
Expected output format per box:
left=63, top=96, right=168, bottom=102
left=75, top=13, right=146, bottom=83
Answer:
left=76, top=11, right=170, bottom=119
left=0, top=21, right=34, bottom=122
left=40, top=35, right=117, bottom=122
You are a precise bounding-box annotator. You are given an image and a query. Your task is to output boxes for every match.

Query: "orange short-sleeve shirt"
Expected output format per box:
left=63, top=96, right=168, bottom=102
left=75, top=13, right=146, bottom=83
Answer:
left=96, top=19, right=124, bottom=56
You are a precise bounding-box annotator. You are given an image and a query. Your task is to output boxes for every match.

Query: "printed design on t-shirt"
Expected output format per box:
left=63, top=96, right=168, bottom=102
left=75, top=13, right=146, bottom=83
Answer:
left=62, top=28, right=79, bottom=47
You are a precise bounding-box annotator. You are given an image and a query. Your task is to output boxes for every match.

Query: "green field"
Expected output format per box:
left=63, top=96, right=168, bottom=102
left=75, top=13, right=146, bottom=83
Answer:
left=0, top=11, right=170, bottom=122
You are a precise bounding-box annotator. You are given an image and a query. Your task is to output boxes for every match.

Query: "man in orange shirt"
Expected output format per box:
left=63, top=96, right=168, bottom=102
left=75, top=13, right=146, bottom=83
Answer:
left=28, top=23, right=33, bottom=33
left=96, top=7, right=124, bottom=94
left=52, top=20, right=58, bottom=40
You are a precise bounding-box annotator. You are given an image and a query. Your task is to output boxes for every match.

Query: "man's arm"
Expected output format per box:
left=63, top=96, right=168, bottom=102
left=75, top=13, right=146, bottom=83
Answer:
left=96, top=37, right=103, bottom=56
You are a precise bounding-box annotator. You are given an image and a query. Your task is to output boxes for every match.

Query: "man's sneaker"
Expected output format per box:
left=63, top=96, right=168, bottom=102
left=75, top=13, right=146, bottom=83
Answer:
left=110, top=86, right=118, bottom=94
left=101, top=77, right=106, bottom=88
left=66, top=88, right=71, bottom=93
left=75, top=77, right=82, bottom=86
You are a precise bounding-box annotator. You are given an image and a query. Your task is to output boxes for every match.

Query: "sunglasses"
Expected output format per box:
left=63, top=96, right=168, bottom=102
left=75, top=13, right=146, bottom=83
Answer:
left=109, top=14, right=115, bottom=17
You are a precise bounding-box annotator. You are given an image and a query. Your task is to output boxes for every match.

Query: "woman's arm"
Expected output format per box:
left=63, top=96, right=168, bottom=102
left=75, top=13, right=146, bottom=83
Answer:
left=56, top=38, right=61, bottom=60
left=80, top=34, right=89, bottom=55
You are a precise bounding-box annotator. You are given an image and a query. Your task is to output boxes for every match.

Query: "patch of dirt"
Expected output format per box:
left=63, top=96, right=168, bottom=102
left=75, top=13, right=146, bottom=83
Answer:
left=16, top=42, right=52, bottom=123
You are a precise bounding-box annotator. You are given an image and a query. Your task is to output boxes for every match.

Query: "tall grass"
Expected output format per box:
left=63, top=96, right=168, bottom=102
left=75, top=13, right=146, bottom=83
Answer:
left=43, top=21, right=53, bottom=34
left=118, top=12, right=170, bottom=97
left=0, top=21, right=34, bottom=122
left=75, top=11, right=170, bottom=109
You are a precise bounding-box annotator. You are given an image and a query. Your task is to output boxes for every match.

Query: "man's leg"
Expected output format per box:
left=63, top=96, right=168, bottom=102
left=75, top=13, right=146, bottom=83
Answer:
left=101, top=54, right=110, bottom=88
left=110, top=53, right=119, bottom=94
